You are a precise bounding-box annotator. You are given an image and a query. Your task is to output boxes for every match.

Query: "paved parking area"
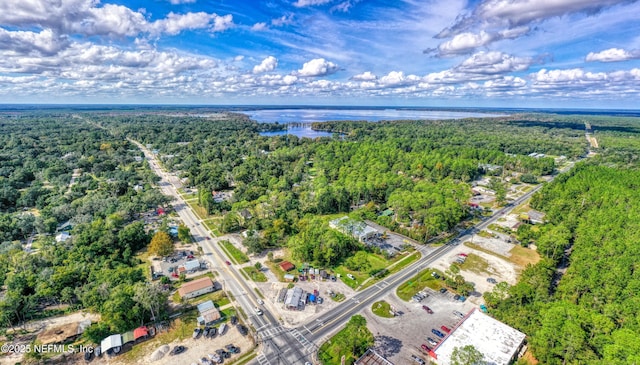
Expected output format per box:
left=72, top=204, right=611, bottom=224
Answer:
left=363, top=289, right=475, bottom=364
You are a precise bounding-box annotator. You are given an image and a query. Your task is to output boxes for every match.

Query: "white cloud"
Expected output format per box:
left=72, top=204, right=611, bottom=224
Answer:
left=169, top=0, right=197, bottom=4
left=351, top=71, right=377, bottom=81
left=0, top=28, right=68, bottom=56
left=436, top=31, right=493, bottom=56
left=0, top=0, right=233, bottom=38
left=477, top=0, right=628, bottom=28
left=296, top=58, right=340, bottom=77
left=379, top=71, right=420, bottom=87
left=272, top=14, right=294, bottom=27
left=293, top=0, right=333, bottom=7
left=283, top=75, right=298, bottom=85
left=251, top=22, right=268, bottom=31
left=331, top=0, right=359, bottom=12
left=586, top=48, right=640, bottom=62
left=438, top=0, right=631, bottom=38
left=234, top=55, right=245, bottom=61
left=456, top=51, right=533, bottom=74
left=152, top=12, right=232, bottom=35
left=253, top=56, right=278, bottom=74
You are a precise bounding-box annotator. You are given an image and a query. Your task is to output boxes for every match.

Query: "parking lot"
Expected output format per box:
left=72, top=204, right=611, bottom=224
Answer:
left=363, top=287, right=475, bottom=364
left=151, top=248, right=208, bottom=280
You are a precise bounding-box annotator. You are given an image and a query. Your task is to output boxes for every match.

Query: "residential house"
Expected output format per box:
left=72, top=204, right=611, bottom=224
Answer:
left=178, top=277, right=215, bottom=299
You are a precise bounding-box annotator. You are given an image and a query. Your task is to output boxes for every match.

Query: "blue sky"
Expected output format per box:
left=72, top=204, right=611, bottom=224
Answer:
left=1, top=0, right=640, bottom=108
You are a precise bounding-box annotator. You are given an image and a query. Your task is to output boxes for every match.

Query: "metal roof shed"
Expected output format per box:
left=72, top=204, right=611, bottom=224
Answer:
left=100, top=334, right=123, bottom=354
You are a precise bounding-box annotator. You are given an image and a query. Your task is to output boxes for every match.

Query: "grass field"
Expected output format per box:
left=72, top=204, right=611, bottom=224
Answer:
left=396, top=268, right=445, bottom=301
left=371, top=300, right=394, bottom=318
left=220, top=240, right=249, bottom=264
left=463, top=241, right=540, bottom=269
left=318, top=315, right=373, bottom=365
left=458, top=253, right=491, bottom=275
left=242, top=267, right=268, bottom=282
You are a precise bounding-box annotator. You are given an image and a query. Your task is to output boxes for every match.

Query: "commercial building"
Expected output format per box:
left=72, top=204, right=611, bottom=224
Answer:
left=197, top=300, right=221, bottom=324
left=431, top=309, right=526, bottom=365
left=178, top=277, right=216, bottom=299
left=284, top=287, right=305, bottom=310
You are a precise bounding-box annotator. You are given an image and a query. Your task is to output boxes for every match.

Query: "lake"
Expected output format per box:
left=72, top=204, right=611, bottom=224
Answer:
left=251, top=108, right=503, bottom=138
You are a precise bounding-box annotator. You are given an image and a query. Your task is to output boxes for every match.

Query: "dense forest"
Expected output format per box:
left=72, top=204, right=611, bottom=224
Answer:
left=0, top=115, right=170, bottom=340
left=486, top=119, right=640, bottom=364
left=98, top=113, right=585, bottom=262
left=4, top=110, right=639, bottom=364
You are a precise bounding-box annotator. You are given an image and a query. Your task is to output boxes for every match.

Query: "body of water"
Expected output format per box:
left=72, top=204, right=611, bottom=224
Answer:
left=246, top=108, right=503, bottom=123
left=252, top=108, right=503, bottom=138
left=259, top=125, right=335, bottom=138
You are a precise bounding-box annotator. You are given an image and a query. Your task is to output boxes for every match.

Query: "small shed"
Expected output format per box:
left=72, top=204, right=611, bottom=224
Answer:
left=284, top=274, right=295, bottom=282
left=279, top=261, right=295, bottom=272
left=100, top=334, right=122, bottom=355
left=197, top=300, right=221, bottom=324
left=133, top=326, right=149, bottom=341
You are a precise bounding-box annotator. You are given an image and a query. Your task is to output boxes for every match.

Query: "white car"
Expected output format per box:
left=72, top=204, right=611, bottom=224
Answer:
left=255, top=307, right=263, bottom=316
left=257, top=299, right=264, bottom=305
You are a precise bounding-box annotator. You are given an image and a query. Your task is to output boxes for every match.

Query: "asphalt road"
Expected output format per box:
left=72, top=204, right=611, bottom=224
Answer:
left=132, top=140, right=312, bottom=365
left=134, top=137, right=570, bottom=365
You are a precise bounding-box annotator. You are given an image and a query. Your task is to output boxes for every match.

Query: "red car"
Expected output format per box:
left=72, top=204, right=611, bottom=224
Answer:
left=422, top=305, right=434, bottom=314
left=458, top=253, right=468, bottom=257
left=441, top=325, right=451, bottom=333
left=225, top=261, right=232, bottom=265
left=421, top=344, right=431, bottom=352
left=187, top=255, right=195, bottom=259
left=206, top=237, right=211, bottom=240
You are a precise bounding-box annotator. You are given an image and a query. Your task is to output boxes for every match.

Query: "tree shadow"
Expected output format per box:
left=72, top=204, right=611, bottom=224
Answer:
left=374, top=335, right=403, bottom=358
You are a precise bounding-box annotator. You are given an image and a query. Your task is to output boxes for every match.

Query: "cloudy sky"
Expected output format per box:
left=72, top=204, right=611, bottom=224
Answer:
left=1, top=0, right=640, bottom=108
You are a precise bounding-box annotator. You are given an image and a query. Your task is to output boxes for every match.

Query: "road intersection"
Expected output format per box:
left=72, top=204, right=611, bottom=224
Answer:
left=134, top=139, right=559, bottom=365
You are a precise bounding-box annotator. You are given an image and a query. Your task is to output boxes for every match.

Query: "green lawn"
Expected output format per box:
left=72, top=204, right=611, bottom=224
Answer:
left=371, top=300, right=394, bottom=318
left=242, top=267, right=268, bottom=282
left=458, top=253, right=491, bottom=275
left=318, top=315, right=374, bottom=365
left=334, top=251, right=390, bottom=289
left=330, top=292, right=346, bottom=302
left=219, top=240, right=249, bottom=264
left=396, top=268, right=445, bottom=301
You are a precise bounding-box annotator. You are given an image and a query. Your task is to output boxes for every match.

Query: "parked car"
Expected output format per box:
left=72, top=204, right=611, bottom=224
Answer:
left=439, top=288, right=448, bottom=294
left=206, top=236, right=211, bottom=240
left=257, top=299, right=264, bottom=305
left=431, top=329, right=445, bottom=338
left=421, top=344, right=432, bottom=352
left=237, top=324, right=248, bottom=336
left=427, top=337, right=438, bottom=346
left=453, top=311, right=465, bottom=318
left=441, top=325, right=451, bottom=333
left=411, top=354, right=426, bottom=365
left=193, top=328, right=202, bottom=339
left=230, top=316, right=238, bottom=325
left=431, top=272, right=440, bottom=279
left=201, top=357, right=213, bottom=365
left=458, top=253, right=468, bottom=257
left=487, top=277, right=498, bottom=284
left=422, top=305, right=434, bottom=314
left=317, top=297, right=324, bottom=304
left=225, top=344, right=240, bottom=353
left=169, top=346, right=186, bottom=355
left=225, top=261, right=232, bottom=265
left=208, top=327, right=217, bottom=337
left=219, top=323, right=227, bottom=335
left=203, top=327, right=210, bottom=337
left=453, top=294, right=461, bottom=300
left=208, top=353, right=222, bottom=364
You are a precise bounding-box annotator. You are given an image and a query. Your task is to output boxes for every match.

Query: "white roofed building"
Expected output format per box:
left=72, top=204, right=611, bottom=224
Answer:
left=432, top=309, right=526, bottom=365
